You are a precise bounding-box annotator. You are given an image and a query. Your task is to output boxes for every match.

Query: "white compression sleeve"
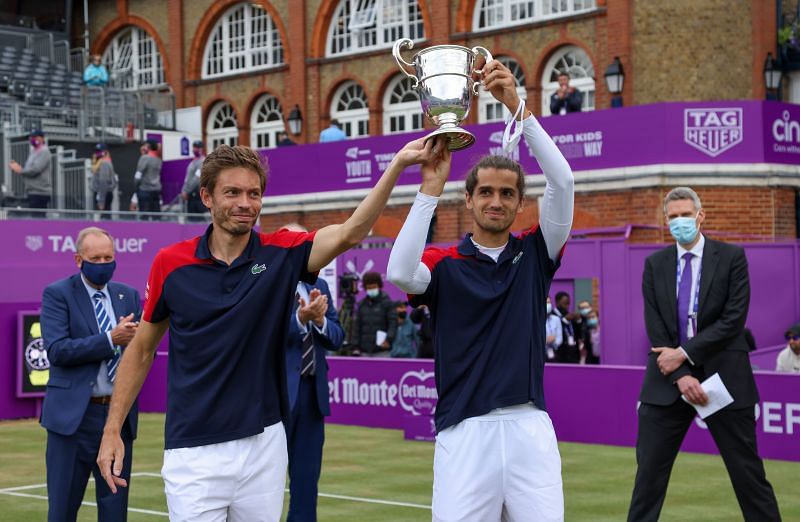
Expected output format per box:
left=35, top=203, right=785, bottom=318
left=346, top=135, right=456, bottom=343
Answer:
left=386, top=192, right=437, bottom=295
left=516, top=115, right=574, bottom=261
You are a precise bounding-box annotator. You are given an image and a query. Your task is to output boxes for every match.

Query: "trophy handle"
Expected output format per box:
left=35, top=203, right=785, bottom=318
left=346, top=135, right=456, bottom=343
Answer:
left=471, top=46, right=493, bottom=95
left=393, top=39, right=419, bottom=89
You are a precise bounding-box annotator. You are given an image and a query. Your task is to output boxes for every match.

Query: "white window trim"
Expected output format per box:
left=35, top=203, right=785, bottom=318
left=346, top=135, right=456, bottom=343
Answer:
left=472, top=0, right=597, bottom=32
left=540, top=46, right=595, bottom=116
left=202, top=3, right=284, bottom=79
left=331, top=81, right=370, bottom=139
left=207, top=102, right=239, bottom=149
left=251, top=94, right=286, bottom=150
left=102, top=26, right=165, bottom=91
left=382, top=75, right=423, bottom=135
left=326, top=0, right=425, bottom=58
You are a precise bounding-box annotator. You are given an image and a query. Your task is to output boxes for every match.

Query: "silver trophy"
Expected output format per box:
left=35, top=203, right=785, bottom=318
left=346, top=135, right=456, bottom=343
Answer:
left=392, top=38, right=492, bottom=151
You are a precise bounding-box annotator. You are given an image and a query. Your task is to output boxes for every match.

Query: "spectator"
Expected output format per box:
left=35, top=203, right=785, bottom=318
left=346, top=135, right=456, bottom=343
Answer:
left=277, top=131, right=296, bottom=147
left=9, top=129, right=51, bottom=213
left=134, top=139, right=162, bottom=219
left=776, top=323, right=800, bottom=373
left=391, top=301, right=417, bottom=358
left=549, top=72, right=583, bottom=115
left=91, top=143, right=117, bottom=216
left=575, top=299, right=592, bottom=360
left=410, top=304, right=434, bottom=358
left=583, top=309, right=600, bottom=364
left=352, top=272, right=396, bottom=356
left=319, top=119, right=347, bottom=142
left=83, top=54, right=109, bottom=87
left=180, top=140, right=206, bottom=221
left=40, top=227, right=140, bottom=520
left=545, top=296, right=561, bottom=362
left=553, top=291, right=579, bottom=363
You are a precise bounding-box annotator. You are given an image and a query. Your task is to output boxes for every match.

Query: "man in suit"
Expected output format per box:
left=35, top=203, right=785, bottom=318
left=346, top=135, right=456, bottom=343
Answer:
left=40, top=226, right=141, bottom=522
left=628, top=187, right=781, bottom=521
left=283, top=224, right=344, bottom=522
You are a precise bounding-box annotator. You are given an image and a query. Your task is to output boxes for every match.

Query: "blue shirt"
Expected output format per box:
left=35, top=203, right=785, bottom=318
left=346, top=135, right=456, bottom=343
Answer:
left=391, top=320, right=417, bottom=358
left=143, top=225, right=316, bottom=449
left=319, top=125, right=347, bottom=142
left=410, top=227, right=560, bottom=432
left=79, top=275, right=116, bottom=396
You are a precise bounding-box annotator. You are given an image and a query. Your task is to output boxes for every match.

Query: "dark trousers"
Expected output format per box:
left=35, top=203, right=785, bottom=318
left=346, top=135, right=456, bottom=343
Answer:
left=556, top=343, right=580, bottom=363
left=28, top=194, right=50, bottom=213
left=286, top=377, right=325, bottom=522
left=94, top=192, right=113, bottom=217
left=186, top=195, right=206, bottom=222
left=136, top=190, right=160, bottom=219
left=46, top=403, right=134, bottom=522
left=628, top=401, right=781, bottom=522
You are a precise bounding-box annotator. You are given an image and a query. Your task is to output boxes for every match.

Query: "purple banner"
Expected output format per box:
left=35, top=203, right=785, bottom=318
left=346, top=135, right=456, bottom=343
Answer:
left=148, top=100, right=798, bottom=199
left=326, top=358, right=800, bottom=462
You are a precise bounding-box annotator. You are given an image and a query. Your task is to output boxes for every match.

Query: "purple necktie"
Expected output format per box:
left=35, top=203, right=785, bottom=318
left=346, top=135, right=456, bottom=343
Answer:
left=677, top=252, right=694, bottom=346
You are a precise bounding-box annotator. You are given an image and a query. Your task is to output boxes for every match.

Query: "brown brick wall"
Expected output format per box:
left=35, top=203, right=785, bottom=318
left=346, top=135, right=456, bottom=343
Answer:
left=632, top=0, right=753, bottom=103
left=128, top=0, right=169, bottom=47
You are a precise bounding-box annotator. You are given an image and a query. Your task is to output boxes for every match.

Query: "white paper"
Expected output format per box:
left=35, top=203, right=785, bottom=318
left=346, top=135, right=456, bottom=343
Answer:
left=681, top=372, right=734, bottom=419
left=375, top=330, right=387, bottom=346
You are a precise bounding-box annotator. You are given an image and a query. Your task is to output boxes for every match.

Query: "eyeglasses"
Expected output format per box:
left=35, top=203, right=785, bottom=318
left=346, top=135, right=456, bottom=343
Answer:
left=787, top=335, right=800, bottom=342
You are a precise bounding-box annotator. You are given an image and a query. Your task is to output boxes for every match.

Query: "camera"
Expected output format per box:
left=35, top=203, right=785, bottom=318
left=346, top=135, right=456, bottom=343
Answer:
left=338, top=272, right=360, bottom=300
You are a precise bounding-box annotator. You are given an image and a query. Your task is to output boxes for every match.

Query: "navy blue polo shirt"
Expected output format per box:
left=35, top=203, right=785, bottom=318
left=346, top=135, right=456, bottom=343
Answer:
left=410, top=226, right=561, bottom=433
left=143, top=225, right=316, bottom=449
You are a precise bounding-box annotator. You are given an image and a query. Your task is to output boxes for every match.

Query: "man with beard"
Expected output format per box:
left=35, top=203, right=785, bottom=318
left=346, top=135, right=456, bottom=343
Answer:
left=96, top=142, right=446, bottom=520
left=387, top=59, right=573, bottom=521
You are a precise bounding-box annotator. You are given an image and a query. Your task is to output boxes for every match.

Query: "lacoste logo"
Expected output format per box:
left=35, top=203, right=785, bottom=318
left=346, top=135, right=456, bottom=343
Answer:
left=251, top=263, right=267, bottom=275
left=512, top=252, right=524, bottom=264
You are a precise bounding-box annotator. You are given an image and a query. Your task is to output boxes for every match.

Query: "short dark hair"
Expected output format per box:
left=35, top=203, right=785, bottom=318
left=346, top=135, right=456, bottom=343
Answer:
left=558, top=71, right=570, bottom=79
left=200, top=145, right=267, bottom=195
left=465, top=155, right=525, bottom=201
left=555, top=291, right=570, bottom=303
left=362, top=271, right=383, bottom=288
left=146, top=139, right=159, bottom=151
left=330, top=119, right=340, bottom=127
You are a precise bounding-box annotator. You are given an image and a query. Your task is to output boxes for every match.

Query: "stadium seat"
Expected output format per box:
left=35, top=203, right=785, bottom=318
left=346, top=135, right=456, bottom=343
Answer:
left=9, top=79, right=27, bottom=98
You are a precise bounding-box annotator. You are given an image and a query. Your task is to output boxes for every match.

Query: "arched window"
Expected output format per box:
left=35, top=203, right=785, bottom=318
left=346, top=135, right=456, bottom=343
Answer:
left=326, top=0, right=424, bottom=57
left=473, top=0, right=596, bottom=31
left=383, top=75, right=422, bottom=134
left=331, top=81, right=370, bottom=138
left=101, top=26, right=165, bottom=90
left=541, top=46, right=595, bottom=115
left=203, top=3, right=284, bottom=79
left=251, top=94, right=285, bottom=149
left=478, top=56, right=526, bottom=123
left=207, top=102, right=239, bottom=150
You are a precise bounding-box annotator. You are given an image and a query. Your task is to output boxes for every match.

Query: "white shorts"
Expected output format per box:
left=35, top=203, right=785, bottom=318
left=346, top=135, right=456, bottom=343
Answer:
left=432, top=404, right=563, bottom=522
left=161, top=422, right=288, bottom=522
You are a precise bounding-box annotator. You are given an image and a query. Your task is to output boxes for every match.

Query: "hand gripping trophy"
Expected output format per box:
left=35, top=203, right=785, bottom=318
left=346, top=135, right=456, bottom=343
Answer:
left=392, top=38, right=492, bottom=151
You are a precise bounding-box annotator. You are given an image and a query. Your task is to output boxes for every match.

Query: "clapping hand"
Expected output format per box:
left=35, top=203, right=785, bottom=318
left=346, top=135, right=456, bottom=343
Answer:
left=298, top=288, right=328, bottom=327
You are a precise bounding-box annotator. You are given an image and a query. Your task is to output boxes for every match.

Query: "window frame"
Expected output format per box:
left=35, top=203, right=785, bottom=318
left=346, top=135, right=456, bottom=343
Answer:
left=326, top=0, right=425, bottom=58
left=202, top=3, right=284, bottom=79
left=382, top=75, right=423, bottom=135
left=331, top=81, right=370, bottom=139
left=207, top=102, right=240, bottom=150
left=250, top=94, right=286, bottom=149
left=540, top=46, right=596, bottom=116
left=101, top=26, right=165, bottom=90
left=472, top=0, right=597, bottom=32
left=477, top=56, right=527, bottom=123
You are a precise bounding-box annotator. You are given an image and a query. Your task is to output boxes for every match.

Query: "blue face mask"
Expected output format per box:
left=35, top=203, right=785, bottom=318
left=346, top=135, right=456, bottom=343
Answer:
left=587, top=318, right=598, bottom=328
left=81, top=260, right=116, bottom=286
left=669, top=215, right=699, bottom=245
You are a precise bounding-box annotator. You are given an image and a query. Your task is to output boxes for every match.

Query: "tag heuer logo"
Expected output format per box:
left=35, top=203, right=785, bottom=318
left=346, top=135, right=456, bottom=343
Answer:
left=251, top=263, right=267, bottom=275
left=684, top=108, right=743, bottom=157
left=25, top=235, right=43, bottom=252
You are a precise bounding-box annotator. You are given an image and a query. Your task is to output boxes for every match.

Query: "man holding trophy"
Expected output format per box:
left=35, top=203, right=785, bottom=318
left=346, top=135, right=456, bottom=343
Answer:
left=388, top=49, right=574, bottom=521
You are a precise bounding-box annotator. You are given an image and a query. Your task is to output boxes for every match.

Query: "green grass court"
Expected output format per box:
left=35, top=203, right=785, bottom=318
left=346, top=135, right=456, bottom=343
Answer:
left=0, top=413, right=797, bottom=521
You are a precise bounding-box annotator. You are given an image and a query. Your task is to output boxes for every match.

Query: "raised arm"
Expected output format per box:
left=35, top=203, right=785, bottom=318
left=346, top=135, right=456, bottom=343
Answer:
left=482, top=60, right=574, bottom=261
left=307, top=137, right=447, bottom=273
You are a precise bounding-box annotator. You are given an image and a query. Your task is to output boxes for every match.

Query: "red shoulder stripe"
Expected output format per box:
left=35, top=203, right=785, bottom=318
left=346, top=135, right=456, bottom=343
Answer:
left=142, top=237, right=207, bottom=322
left=259, top=229, right=317, bottom=248
left=421, top=245, right=467, bottom=272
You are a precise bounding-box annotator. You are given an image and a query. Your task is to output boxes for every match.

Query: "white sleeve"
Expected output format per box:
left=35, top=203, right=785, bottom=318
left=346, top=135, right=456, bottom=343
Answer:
left=515, top=115, right=574, bottom=261
left=386, top=192, right=436, bottom=295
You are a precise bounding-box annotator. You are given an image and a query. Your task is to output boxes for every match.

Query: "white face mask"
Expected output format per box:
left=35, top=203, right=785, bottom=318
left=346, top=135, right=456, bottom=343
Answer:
left=366, top=289, right=379, bottom=298
left=546, top=303, right=552, bottom=314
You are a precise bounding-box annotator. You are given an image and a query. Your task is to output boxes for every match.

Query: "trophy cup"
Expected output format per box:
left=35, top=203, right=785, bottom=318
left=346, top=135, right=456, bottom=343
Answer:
left=392, top=38, right=492, bottom=151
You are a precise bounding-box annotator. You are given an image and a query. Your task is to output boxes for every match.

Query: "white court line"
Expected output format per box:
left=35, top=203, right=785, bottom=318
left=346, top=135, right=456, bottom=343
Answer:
left=0, top=473, right=432, bottom=513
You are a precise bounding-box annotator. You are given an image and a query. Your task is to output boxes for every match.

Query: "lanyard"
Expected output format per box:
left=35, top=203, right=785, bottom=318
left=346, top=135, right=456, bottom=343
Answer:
left=676, top=254, right=702, bottom=335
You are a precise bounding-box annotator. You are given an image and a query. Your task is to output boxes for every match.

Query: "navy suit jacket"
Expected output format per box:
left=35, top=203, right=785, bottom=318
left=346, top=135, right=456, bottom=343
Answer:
left=40, top=273, right=141, bottom=438
left=285, top=279, right=343, bottom=417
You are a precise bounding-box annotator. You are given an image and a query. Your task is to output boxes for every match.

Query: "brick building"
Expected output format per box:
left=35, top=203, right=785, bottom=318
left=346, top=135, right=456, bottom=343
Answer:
left=82, top=0, right=799, bottom=241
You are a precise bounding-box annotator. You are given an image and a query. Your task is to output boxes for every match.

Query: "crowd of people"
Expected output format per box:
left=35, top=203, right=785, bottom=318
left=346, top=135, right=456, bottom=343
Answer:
left=545, top=292, right=601, bottom=364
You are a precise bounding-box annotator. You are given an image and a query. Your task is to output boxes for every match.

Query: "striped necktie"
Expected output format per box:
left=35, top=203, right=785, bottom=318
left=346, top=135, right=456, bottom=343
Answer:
left=301, top=325, right=315, bottom=377
left=93, top=292, right=121, bottom=381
